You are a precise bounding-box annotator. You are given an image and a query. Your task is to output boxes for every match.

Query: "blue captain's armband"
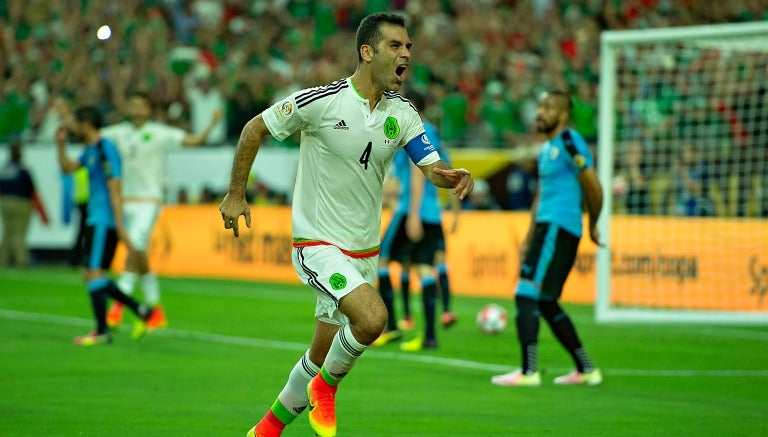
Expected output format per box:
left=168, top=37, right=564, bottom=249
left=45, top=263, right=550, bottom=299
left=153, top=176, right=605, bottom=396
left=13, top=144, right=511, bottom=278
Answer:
left=404, top=132, right=438, bottom=165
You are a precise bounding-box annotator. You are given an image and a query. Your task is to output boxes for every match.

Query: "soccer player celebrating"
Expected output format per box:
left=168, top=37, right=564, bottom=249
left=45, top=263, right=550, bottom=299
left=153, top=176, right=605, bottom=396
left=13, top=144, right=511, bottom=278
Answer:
left=219, top=13, right=474, bottom=437
left=55, top=107, right=153, bottom=345
left=491, top=91, right=603, bottom=387
left=101, top=92, right=221, bottom=331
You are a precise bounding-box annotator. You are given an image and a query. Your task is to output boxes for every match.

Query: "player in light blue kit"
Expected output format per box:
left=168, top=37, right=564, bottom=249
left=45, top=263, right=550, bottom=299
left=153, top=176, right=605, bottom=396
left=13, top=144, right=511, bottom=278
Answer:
left=376, top=92, right=459, bottom=351
left=491, top=91, right=604, bottom=387
left=55, top=106, right=152, bottom=346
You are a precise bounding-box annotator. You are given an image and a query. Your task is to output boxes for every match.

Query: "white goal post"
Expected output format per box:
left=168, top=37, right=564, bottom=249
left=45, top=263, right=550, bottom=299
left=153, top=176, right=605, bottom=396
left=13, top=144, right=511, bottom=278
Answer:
left=596, top=22, right=768, bottom=324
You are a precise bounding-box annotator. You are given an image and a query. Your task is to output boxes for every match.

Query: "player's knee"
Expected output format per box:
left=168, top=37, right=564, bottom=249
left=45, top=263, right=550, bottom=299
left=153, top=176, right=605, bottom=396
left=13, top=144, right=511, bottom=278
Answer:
left=414, top=263, right=435, bottom=279
left=539, top=299, right=564, bottom=322
left=351, top=318, right=386, bottom=345
left=347, top=302, right=387, bottom=344
left=515, top=294, right=539, bottom=317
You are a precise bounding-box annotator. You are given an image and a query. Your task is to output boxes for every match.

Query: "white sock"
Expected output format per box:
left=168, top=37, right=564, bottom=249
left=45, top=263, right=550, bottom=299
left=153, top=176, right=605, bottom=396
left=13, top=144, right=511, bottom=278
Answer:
left=322, top=323, right=367, bottom=384
left=116, top=272, right=138, bottom=296
left=141, top=272, right=160, bottom=306
left=277, top=350, right=319, bottom=416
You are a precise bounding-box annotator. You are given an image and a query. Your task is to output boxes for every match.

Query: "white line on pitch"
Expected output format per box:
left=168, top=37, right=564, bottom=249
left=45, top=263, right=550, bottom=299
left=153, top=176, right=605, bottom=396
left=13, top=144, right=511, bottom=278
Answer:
left=2, top=308, right=768, bottom=377
left=6, top=273, right=768, bottom=343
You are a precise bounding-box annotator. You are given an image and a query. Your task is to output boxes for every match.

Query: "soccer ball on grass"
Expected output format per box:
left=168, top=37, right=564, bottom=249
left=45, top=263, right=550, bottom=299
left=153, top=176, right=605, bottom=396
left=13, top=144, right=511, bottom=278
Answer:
left=476, top=303, right=508, bottom=335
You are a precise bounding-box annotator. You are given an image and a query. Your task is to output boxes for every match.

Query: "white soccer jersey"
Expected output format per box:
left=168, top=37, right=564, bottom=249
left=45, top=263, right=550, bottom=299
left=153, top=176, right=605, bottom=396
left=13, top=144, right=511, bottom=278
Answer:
left=262, top=77, right=440, bottom=255
left=101, top=121, right=185, bottom=201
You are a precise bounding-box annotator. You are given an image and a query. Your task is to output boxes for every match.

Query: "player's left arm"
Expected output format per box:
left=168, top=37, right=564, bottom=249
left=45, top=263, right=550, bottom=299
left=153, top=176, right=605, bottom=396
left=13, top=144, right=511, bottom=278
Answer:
left=565, top=130, right=603, bottom=246
left=578, top=167, right=603, bottom=247
left=402, top=113, right=473, bottom=199
left=419, top=160, right=474, bottom=200
left=182, top=109, right=224, bottom=146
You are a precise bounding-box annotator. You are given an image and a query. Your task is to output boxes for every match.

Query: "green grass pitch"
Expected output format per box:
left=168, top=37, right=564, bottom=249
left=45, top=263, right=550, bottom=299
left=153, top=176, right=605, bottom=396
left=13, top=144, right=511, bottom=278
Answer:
left=1, top=267, right=767, bottom=436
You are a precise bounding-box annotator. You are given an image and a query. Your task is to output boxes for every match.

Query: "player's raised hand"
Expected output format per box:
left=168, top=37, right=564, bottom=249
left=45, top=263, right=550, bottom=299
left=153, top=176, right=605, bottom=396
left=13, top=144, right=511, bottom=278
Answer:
left=55, top=125, right=68, bottom=144
left=432, top=167, right=474, bottom=200
left=219, top=193, right=251, bottom=237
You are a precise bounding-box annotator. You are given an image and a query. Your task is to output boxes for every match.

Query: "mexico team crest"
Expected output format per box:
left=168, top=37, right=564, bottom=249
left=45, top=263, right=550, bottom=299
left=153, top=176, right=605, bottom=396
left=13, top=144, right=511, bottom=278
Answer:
left=329, top=273, right=347, bottom=290
left=383, top=117, right=400, bottom=139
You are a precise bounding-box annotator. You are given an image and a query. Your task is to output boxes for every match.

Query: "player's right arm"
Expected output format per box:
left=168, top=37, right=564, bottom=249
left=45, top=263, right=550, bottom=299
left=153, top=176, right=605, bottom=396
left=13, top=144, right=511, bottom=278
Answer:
left=219, top=114, right=271, bottom=237
left=54, top=126, right=80, bottom=173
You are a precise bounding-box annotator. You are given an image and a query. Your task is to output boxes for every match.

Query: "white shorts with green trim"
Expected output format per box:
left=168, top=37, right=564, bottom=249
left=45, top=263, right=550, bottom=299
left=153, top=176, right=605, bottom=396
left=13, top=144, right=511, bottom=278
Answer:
left=292, top=245, right=377, bottom=325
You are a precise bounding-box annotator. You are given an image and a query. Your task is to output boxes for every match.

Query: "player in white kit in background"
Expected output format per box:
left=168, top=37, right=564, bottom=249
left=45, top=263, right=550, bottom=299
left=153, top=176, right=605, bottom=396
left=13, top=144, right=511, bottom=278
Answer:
left=102, top=91, right=222, bottom=330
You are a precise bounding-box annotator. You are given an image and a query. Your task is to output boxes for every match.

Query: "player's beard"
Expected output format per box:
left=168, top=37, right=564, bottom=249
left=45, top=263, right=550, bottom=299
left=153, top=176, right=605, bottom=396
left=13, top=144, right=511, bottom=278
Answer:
left=536, top=118, right=557, bottom=135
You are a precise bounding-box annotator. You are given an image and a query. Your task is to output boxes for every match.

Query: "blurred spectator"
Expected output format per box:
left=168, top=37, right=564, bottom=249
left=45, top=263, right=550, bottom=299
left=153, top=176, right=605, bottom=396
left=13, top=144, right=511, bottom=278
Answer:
left=0, top=137, right=49, bottom=268
left=479, top=81, right=525, bottom=148
left=571, top=80, right=598, bottom=145
left=668, top=145, right=714, bottom=217
left=1, top=0, right=765, bottom=218
left=172, top=0, right=200, bottom=44
left=730, top=84, right=767, bottom=217
left=226, top=82, right=269, bottom=142
left=184, top=71, right=227, bottom=145
left=176, top=187, right=189, bottom=204
left=35, top=94, right=73, bottom=143
left=0, top=86, right=31, bottom=142
left=624, top=140, right=651, bottom=214
left=200, top=186, right=218, bottom=203
left=505, top=160, right=537, bottom=211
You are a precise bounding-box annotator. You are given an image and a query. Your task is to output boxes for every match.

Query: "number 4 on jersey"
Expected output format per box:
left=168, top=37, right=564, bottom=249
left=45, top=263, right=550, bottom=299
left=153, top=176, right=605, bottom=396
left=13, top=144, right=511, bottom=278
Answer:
left=359, top=141, right=372, bottom=170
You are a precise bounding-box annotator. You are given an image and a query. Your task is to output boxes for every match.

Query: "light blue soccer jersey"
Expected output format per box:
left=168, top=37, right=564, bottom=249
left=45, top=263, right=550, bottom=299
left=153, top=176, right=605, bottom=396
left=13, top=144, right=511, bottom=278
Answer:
left=393, top=121, right=446, bottom=224
left=78, top=138, right=122, bottom=228
left=535, top=128, right=593, bottom=237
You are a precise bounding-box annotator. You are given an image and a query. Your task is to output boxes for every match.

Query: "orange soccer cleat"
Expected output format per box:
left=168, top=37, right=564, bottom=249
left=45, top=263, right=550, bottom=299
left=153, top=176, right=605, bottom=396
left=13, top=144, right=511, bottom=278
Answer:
left=307, top=374, right=338, bottom=437
left=146, top=305, right=168, bottom=331
left=106, top=302, right=124, bottom=328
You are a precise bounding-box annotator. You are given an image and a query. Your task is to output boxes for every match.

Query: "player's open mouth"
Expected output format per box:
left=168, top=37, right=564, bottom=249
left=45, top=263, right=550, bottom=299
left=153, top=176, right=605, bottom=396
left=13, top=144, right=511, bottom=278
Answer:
left=395, top=65, right=407, bottom=81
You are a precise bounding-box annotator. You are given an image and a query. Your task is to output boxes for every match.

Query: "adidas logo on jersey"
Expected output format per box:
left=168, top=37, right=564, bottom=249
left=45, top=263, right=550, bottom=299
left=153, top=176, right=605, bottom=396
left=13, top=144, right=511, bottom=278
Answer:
left=333, top=120, right=349, bottom=130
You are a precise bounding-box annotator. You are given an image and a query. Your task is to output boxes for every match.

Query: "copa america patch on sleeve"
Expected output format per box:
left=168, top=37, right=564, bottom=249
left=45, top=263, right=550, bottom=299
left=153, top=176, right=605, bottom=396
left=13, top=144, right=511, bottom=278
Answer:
left=275, top=101, right=293, bottom=121
left=573, top=154, right=587, bottom=170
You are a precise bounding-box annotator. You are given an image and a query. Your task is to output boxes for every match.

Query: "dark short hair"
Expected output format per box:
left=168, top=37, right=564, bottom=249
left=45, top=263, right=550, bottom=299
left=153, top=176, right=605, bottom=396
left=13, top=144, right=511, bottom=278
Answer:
left=547, top=89, right=573, bottom=112
left=355, top=12, right=407, bottom=62
left=75, top=106, right=103, bottom=129
left=127, top=91, right=153, bottom=107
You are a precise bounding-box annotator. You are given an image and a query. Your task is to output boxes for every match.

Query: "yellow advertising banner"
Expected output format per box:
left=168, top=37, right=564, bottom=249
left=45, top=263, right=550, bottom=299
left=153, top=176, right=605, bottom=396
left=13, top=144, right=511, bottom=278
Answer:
left=123, top=206, right=768, bottom=312
left=115, top=205, right=297, bottom=283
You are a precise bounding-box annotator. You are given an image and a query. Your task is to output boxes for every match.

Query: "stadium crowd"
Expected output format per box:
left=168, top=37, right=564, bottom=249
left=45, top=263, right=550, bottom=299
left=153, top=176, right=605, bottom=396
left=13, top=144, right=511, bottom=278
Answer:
left=0, top=0, right=766, bottom=215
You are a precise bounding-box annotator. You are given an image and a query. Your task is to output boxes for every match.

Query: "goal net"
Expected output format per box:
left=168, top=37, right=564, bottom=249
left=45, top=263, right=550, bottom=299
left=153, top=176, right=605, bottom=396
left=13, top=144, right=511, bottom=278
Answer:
left=596, top=22, right=768, bottom=324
